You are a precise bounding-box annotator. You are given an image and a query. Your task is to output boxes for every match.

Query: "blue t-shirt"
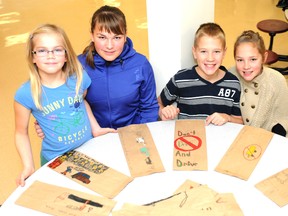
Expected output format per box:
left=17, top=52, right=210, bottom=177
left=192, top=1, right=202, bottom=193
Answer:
left=14, top=72, right=93, bottom=161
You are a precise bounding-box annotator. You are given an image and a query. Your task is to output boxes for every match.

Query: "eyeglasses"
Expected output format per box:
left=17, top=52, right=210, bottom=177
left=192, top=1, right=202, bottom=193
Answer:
left=32, top=48, right=66, bottom=57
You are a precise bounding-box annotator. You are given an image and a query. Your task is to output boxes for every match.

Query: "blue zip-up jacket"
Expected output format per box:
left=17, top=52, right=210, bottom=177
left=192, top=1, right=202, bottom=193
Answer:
left=78, top=37, right=159, bottom=129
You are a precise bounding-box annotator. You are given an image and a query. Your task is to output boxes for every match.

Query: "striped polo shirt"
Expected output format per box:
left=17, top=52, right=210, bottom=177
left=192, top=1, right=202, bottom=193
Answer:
left=160, top=65, right=241, bottom=119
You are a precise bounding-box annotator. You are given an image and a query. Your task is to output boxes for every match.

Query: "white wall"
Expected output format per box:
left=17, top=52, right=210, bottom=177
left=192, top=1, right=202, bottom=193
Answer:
left=146, top=0, right=214, bottom=95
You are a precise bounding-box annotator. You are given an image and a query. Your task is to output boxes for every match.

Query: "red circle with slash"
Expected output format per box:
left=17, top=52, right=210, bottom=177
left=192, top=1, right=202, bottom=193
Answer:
left=174, top=135, right=202, bottom=152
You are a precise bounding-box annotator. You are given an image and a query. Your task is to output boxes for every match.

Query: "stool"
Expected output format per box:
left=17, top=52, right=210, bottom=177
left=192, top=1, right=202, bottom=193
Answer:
left=257, top=19, right=288, bottom=50
left=265, top=50, right=278, bottom=65
left=257, top=19, right=288, bottom=75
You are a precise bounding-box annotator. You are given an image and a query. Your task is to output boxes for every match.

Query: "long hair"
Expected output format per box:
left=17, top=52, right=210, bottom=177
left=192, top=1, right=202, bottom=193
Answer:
left=27, top=23, right=83, bottom=110
left=82, top=5, right=127, bottom=68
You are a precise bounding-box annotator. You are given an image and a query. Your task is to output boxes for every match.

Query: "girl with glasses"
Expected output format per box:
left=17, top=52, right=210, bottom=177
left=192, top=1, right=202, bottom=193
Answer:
left=14, top=24, right=115, bottom=187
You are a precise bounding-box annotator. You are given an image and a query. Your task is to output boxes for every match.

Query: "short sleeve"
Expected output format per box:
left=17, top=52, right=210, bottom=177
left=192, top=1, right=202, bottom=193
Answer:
left=14, top=81, right=34, bottom=110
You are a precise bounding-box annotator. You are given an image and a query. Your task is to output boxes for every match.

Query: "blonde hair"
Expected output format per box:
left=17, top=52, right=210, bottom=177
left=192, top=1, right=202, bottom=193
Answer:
left=194, top=22, right=226, bottom=48
left=233, top=30, right=266, bottom=59
left=82, top=5, right=127, bottom=68
left=27, top=24, right=83, bottom=110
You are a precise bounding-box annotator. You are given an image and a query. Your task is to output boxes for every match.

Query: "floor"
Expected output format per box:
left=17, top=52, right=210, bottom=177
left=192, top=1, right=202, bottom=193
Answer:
left=0, top=0, right=287, bottom=204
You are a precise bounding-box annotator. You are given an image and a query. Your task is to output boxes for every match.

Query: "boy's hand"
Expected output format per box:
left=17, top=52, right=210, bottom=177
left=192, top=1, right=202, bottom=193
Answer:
left=159, top=105, right=180, bottom=120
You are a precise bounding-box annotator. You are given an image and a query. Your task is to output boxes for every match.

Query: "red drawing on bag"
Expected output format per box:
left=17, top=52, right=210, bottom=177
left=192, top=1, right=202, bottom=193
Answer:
left=174, top=135, right=202, bottom=152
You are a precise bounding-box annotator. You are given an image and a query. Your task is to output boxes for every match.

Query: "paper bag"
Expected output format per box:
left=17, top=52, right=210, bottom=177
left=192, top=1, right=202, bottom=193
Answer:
left=215, top=125, right=273, bottom=180
left=118, top=124, right=165, bottom=177
left=15, top=180, right=116, bottom=216
left=255, top=168, right=288, bottom=207
left=48, top=150, right=133, bottom=198
left=173, top=120, right=208, bottom=170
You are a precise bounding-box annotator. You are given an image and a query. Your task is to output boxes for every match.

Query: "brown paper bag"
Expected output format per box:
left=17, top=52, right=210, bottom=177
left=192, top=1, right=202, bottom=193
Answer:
left=145, top=185, right=217, bottom=209
left=173, top=180, right=243, bottom=215
left=173, top=179, right=201, bottom=194
left=112, top=203, right=220, bottom=216
left=213, top=193, right=244, bottom=216
left=255, top=168, right=288, bottom=207
left=113, top=185, right=243, bottom=216
left=215, top=125, right=273, bottom=180
left=48, top=150, right=133, bottom=198
left=15, top=180, right=116, bottom=216
left=118, top=124, right=165, bottom=177
left=173, top=120, right=208, bottom=170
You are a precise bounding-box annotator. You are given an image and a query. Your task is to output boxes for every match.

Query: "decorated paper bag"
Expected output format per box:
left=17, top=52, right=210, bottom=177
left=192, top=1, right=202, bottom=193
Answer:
left=173, top=180, right=243, bottom=215
left=15, top=180, right=116, bottom=216
left=173, top=179, right=201, bottom=194
left=213, top=193, right=244, bottom=216
left=152, top=184, right=243, bottom=215
left=118, top=124, right=165, bottom=177
left=48, top=150, right=133, bottom=198
left=255, top=168, right=288, bottom=207
left=112, top=180, right=243, bottom=216
left=112, top=203, right=220, bottom=216
left=215, top=125, right=273, bottom=180
left=173, top=120, right=207, bottom=170
left=144, top=185, right=217, bottom=209
left=112, top=186, right=243, bottom=215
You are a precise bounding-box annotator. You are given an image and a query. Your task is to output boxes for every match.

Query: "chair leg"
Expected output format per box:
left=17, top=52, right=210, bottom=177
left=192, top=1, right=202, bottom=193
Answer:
left=268, top=33, right=276, bottom=50
left=278, top=54, right=288, bottom=61
left=271, top=66, right=288, bottom=75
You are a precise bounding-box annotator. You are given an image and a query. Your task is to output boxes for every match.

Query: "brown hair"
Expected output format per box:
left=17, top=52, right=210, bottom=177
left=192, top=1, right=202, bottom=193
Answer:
left=233, top=30, right=266, bottom=59
left=82, top=5, right=127, bottom=68
left=194, top=22, right=226, bottom=48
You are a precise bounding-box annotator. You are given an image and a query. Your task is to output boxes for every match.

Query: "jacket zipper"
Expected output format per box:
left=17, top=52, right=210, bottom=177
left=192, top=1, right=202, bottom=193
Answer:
left=105, top=63, right=113, bottom=128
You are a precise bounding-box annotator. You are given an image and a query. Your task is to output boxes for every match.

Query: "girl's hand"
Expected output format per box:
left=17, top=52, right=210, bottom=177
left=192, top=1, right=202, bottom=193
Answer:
left=92, top=128, right=117, bottom=137
left=16, top=167, right=35, bottom=187
left=206, top=113, right=230, bottom=126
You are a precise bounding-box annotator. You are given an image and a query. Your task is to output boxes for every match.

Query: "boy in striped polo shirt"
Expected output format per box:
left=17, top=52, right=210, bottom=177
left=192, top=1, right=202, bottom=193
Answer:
left=158, top=23, right=243, bottom=126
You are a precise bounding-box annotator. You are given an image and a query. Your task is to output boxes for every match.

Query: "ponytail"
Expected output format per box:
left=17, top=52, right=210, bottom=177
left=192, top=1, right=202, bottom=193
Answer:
left=82, top=42, right=96, bottom=69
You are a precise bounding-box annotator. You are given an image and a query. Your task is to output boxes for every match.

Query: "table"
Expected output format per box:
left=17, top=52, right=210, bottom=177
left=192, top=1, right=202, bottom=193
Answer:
left=1, top=121, right=288, bottom=215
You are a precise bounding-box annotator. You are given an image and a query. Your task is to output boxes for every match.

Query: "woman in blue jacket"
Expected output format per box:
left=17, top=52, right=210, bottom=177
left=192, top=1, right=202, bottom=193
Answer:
left=78, top=5, right=159, bottom=129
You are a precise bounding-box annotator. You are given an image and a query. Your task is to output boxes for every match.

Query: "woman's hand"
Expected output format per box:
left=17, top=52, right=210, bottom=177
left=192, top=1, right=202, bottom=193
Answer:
left=34, top=121, right=45, bottom=139
left=92, top=128, right=117, bottom=137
